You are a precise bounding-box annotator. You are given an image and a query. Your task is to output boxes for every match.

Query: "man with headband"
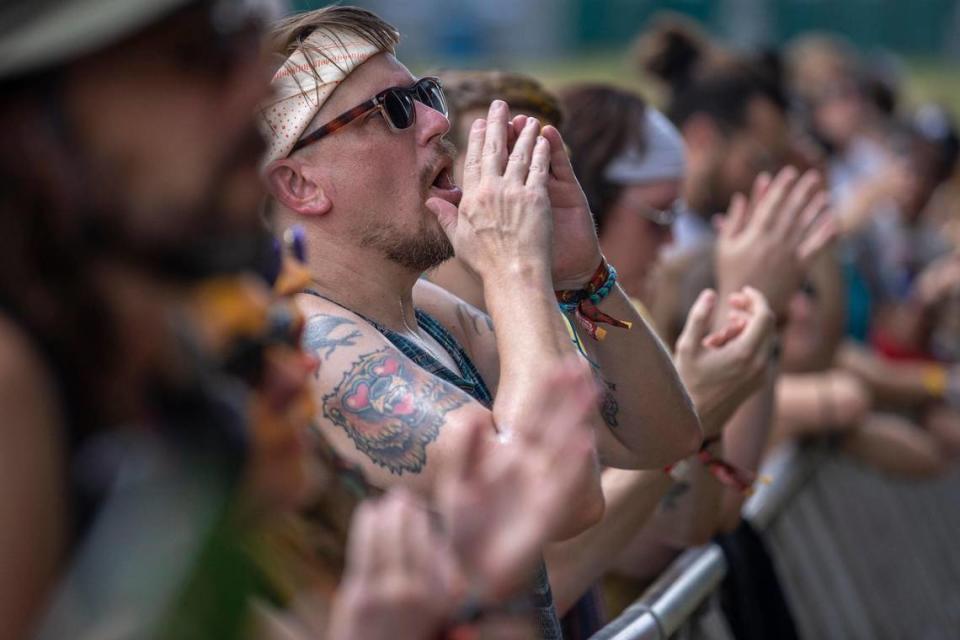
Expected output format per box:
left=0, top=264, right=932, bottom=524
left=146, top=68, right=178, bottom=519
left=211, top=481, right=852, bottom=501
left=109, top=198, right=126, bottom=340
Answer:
left=260, top=7, right=702, bottom=636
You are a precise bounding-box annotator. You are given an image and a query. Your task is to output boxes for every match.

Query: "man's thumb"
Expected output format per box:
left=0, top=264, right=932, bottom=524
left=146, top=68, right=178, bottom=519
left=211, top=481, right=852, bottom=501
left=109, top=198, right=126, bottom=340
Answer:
left=426, top=197, right=458, bottom=239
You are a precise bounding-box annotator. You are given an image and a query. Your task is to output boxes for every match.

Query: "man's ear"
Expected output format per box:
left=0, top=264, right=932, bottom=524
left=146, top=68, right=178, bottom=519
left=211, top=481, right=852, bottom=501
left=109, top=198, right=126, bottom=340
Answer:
left=266, top=159, right=332, bottom=216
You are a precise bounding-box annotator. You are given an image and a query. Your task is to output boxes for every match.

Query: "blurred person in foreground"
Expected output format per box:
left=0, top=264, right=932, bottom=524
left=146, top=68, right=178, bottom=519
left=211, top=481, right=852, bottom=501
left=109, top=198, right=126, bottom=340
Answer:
left=429, top=72, right=778, bottom=635
left=260, top=7, right=703, bottom=637
left=0, top=0, right=305, bottom=637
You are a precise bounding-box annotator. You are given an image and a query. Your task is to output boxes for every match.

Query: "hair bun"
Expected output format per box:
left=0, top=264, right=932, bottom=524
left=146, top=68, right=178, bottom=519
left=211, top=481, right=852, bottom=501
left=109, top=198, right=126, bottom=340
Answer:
left=633, top=14, right=710, bottom=95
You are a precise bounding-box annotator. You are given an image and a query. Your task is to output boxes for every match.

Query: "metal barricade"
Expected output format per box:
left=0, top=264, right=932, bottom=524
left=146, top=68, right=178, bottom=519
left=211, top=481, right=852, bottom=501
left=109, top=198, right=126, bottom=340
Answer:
left=590, top=443, right=816, bottom=640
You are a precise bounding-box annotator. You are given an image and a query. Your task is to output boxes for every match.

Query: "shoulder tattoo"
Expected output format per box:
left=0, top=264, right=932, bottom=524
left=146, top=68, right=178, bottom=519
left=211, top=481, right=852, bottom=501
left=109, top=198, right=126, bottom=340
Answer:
left=322, top=348, right=468, bottom=475
left=304, top=314, right=362, bottom=363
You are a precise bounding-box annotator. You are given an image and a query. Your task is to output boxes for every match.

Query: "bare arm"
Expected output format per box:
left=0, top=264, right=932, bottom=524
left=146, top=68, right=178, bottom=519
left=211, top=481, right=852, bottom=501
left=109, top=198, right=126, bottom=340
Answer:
left=837, top=341, right=951, bottom=409
left=573, top=287, right=703, bottom=468
left=544, top=467, right=671, bottom=614
left=718, top=371, right=777, bottom=533
left=539, top=122, right=702, bottom=468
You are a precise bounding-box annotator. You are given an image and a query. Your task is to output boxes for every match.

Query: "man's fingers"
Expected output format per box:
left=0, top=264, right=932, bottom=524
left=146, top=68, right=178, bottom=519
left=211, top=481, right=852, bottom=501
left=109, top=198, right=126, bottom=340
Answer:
left=504, top=118, right=540, bottom=183
left=346, top=501, right=379, bottom=578
left=752, top=171, right=772, bottom=200
left=541, top=125, right=577, bottom=182
left=384, top=491, right=415, bottom=573
left=462, top=118, right=486, bottom=191
left=724, top=193, right=748, bottom=237
left=481, top=100, right=510, bottom=177
left=675, top=288, right=717, bottom=355
left=794, top=190, right=830, bottom=243
left=525, top=136, right=551, bottom=188
left=405, top=499, right=434, bottom=576
left=702, top=315, right=746, bottom=349
left=510, top=115, right=527, bottom=149
left=451, top=417, right=488, bottom=483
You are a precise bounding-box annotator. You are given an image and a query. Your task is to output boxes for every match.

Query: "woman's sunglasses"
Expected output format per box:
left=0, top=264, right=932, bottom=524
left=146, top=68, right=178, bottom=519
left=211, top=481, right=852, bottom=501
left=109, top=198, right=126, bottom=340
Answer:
left=290, top=77, right=447, bottom=155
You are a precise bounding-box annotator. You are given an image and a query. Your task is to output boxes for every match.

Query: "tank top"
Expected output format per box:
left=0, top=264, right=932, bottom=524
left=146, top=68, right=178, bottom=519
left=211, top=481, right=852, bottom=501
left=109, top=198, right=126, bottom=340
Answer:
left=303, top=290, right=564, bottom=639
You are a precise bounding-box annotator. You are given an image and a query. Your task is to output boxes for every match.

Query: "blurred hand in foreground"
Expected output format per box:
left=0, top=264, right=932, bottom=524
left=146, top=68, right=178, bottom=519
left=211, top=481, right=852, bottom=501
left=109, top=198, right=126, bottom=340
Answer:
left=327, top=489, right=458, bottom=640
left=435, top=356, right=600, bottom=601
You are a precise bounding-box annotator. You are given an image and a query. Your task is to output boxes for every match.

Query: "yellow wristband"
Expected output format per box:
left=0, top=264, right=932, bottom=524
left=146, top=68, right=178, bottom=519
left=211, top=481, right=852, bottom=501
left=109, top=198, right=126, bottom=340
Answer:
left=922, top=365, right=948, bottom=398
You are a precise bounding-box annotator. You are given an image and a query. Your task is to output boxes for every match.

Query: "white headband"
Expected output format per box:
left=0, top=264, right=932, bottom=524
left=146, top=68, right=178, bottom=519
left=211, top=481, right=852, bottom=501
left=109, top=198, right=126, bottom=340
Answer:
left=258, top=28, right=382, bottom=167
left=603, top=108, right=686, bottom=185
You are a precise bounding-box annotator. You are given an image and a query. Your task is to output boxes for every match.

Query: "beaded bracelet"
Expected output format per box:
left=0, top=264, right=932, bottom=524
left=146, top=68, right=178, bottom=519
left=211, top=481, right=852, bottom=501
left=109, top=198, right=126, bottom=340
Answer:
left=556, top=258, right=633, bottom=340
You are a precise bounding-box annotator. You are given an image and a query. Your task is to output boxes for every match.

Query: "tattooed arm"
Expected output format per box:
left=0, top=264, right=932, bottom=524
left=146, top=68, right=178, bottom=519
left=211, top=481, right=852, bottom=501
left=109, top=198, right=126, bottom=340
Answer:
left=299, top=295, right=604, bottom=536
left=571, top=287, right=702, bottom=468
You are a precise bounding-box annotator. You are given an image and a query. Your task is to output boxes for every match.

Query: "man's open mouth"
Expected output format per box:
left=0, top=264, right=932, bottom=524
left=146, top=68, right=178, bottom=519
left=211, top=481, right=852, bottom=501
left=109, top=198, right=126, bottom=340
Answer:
left=428, top=162, right=462, bottom=206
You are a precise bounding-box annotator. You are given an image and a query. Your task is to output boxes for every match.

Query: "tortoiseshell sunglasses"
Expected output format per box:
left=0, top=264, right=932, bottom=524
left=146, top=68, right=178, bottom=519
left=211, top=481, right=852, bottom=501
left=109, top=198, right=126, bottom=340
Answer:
left=289, top=77, right=447, bottom=155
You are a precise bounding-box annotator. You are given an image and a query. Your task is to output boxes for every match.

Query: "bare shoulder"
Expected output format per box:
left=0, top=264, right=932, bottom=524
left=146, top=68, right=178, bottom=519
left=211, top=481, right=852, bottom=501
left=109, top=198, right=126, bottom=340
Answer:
left=296, top=292, right=491, bottom=494
left=413, top=278, right=500, bottom=389
left=413, top=278, right=492, bottom=339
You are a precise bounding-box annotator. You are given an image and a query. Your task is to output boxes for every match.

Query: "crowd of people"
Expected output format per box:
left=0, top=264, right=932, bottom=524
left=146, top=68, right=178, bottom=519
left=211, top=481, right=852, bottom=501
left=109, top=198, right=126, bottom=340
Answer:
left=1, top=2, right=958, bottom=639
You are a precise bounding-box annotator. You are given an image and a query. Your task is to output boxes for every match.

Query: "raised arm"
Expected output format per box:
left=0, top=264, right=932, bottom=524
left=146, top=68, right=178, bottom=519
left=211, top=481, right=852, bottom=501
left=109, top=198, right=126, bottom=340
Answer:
left=536, top=121, right=702, bottom=468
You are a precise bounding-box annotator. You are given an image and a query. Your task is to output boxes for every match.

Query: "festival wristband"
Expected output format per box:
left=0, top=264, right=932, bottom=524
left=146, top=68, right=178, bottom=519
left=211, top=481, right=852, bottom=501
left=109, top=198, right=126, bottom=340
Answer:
left=922, top=364, right=948, bottom=398
left=556, top=258, right=633, bottom=340
left=664, top=436, right=770, bottom=496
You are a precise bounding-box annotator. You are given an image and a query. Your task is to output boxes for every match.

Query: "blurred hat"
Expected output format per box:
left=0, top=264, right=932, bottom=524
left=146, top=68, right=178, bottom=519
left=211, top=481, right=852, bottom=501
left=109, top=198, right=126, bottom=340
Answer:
left=0, top=0, right=195, bottom=81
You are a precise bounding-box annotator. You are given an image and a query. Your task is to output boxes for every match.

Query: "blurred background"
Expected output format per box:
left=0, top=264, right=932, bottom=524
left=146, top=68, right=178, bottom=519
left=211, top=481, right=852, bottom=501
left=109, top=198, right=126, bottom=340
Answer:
left=291, top=0, right=960, bottom=111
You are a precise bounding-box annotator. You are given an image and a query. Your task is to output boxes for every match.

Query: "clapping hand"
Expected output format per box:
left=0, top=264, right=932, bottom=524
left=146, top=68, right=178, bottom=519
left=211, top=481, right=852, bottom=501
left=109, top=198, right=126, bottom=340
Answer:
left=715, top=167, right=837, bottom=317
left=674, top=287, right=776, bottom=437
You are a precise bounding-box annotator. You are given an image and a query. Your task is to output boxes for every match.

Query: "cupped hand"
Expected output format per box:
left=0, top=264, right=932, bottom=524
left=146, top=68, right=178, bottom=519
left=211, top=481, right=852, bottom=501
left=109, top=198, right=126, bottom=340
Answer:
left=715, top=167, right=837, bottom=316
left=510, top=115, right=603, bottom=289
left=674, top=287, right=776, bottom=437
left=426, top=100, right=554, bottom=286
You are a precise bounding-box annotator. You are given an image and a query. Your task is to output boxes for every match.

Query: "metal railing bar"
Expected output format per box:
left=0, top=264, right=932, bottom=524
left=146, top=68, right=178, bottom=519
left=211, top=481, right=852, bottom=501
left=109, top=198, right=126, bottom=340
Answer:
left=591, top=442, right=823, bottom=639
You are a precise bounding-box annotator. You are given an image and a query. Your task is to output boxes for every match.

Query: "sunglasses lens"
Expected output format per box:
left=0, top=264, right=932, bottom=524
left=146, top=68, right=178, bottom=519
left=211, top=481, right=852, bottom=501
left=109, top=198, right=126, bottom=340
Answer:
left=383, top=91, right=415, bottom=129
left=417, top=80, right=447, bottom=115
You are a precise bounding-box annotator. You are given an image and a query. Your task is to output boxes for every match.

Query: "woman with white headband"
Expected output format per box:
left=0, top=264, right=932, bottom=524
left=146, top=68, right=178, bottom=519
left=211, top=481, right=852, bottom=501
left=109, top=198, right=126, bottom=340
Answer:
left=558, top=85, right=687, bottom=307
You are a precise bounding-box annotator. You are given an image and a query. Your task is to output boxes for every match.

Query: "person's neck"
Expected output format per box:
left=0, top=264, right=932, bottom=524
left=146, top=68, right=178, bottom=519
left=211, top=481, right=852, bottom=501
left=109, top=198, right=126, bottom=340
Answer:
left=304, top=235, right=420, bottom=333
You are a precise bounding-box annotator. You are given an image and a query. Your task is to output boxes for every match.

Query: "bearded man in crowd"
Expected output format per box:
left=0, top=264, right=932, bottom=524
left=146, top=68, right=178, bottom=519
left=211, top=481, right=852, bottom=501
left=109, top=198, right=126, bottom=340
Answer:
left=260, top=7, right=702, bottom=637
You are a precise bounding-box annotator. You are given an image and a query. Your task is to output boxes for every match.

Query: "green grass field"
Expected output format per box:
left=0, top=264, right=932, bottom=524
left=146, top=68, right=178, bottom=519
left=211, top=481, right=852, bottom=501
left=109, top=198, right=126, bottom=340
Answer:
left=445, top=50, right=960, bottom=116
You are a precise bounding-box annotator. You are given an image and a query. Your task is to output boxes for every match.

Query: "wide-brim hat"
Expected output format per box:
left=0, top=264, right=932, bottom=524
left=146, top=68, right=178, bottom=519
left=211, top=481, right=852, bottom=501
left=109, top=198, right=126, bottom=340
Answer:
left=0, top=0, right=195, bottom=81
